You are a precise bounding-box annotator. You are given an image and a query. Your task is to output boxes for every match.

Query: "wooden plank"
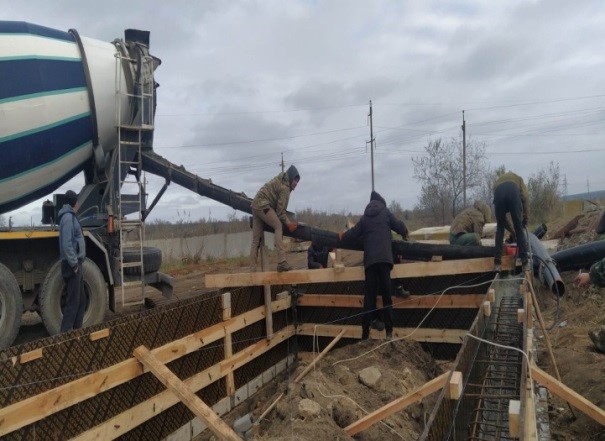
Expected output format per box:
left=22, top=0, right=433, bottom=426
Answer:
left=260, top=245, right=273, bottom=339
left=552, top=214, right=583, bottom=239
left=297, top=324, right=466, bottom=344
left=509, top=400, right=520, bottom=438
left=133, top=346, right=242, bottom=441
left=482, top=301, right=491, bottom=317
left=73, top=326, right=293, bottom=441
left=205, top=257, right=513, bottom=289
left=297, top=294, right=485, bottom=309
left=222, top=292, right=235, bottom=396
left=486, top=288, right=495, bottom=302
left=530, top=365, right=605, bottom=426
left=0, top=296, right=291, bottom=437
left=344, top=372, right=449, bottom=435
left=19, top=348, right=43, bottom=364
left=89, top=329, right=110, bottom=341
left=448, top=371, right=462, bottom=400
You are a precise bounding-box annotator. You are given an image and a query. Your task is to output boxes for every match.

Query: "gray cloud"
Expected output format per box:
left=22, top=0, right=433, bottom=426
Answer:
left=3, top=0, right=605, bottom=226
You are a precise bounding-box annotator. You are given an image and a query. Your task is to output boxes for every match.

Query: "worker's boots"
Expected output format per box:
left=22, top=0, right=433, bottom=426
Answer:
left=395, top=285, right=410, bottom=297
left=277, top=261, right=293, bottom=272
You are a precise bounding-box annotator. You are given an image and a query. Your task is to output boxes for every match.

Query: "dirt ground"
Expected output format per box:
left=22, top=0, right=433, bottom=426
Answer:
left=198, top=338, right=445, bottom=441
left=13, top=214, right=605, bottom=439
left=534, top=211, right=605, bottom=441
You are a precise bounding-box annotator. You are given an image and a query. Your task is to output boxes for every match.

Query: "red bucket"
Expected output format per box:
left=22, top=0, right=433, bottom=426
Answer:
left=505, top=244, right=517, bottom=256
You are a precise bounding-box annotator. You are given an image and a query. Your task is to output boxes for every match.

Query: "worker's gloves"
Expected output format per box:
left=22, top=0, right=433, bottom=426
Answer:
left=287, top=221, right=298, bottom=233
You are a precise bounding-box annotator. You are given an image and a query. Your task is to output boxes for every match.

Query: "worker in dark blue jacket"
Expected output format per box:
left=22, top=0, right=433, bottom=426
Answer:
left=307, top=242, right=330, bottom=269
left=339, top=191, right=408, bottom=340
left=58, top=190, right=87, bottom=332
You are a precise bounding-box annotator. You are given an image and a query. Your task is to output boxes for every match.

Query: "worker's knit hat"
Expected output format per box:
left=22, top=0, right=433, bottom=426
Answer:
left=370, top=191, right=386, bottom=206
left=65, top=190, right=78, bottom=207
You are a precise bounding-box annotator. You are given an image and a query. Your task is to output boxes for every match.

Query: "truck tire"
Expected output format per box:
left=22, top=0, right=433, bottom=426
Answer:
left=40, top=258, right=107, bottom=336
left=0, top=263, right=22, bottom=349
left=122, top=246, right=162, bottom=275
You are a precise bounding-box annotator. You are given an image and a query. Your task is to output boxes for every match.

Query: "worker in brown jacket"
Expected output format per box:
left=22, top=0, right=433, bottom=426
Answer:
left=250, top=165, right=300, bottom=272
left=493, top=171, right=530, bottom=272
left=449, top=201, right=492, bottom=246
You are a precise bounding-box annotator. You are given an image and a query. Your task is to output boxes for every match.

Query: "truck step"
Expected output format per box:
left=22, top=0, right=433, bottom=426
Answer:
left=121, top=261, right=143, bottom=269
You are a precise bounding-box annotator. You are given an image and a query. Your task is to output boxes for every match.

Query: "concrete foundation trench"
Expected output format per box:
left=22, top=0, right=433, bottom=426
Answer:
left=0, top=256, right=598, bottom=440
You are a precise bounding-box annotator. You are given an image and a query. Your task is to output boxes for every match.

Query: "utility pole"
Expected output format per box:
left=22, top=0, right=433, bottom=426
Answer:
left=368, top=100, right=375, bottom=192
left=280, top=152, right=284, bottom=173
left=462, top=110, right=467, bottom=208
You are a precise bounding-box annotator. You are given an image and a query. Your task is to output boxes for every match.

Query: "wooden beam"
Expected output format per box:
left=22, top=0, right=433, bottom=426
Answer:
left=260, top=245, right=273, bottom=339
left=344, top=372, right=449, bottom=435
left=133, top=345, right=242, bottom=441
left=508, top=400, right=520, bottom=438
left=73, top=326, right=293, bottom=441
left=19, top=348, right=43, bottom=364
left=297, top=294, right=485, bottom=309
left=205, top=257, right=512, bottom=289
left=448, top=371, right=462, bottom=400
left=297, top=324, right=466, bottom=344
left=0, top=296, right=291, bottom=437
left=530, top=365, right=605, bottom=426
left=222, top=292, right=235, bottom=396
left=89, top=329, right=110, bottom=341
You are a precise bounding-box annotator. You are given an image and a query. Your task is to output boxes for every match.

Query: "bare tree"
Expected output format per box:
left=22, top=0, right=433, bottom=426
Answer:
left=527, top=161, right=565, bottom=224
left=413, top=137, right=488, bottom=224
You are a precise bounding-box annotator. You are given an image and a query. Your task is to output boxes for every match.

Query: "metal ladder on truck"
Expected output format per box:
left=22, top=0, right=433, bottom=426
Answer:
left=114, top=43, right=155, bottom=307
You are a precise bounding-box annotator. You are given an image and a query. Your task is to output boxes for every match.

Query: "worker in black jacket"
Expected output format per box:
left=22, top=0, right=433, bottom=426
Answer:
left=307, top=242, right=330, bottom=269
left=339, top=191, right=409, bottom=340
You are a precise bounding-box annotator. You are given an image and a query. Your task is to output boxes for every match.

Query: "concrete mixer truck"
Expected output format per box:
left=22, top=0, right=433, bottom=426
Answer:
left=0, top=21, right=495, bottom=349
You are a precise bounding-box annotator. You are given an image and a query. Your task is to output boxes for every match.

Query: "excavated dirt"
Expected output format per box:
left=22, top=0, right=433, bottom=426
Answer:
left=197, top=338, right=445, bottom=441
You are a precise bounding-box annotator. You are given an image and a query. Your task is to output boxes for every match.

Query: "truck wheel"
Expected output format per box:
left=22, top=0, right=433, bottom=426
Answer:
left=40, top=259, right=107, bottom=335
left=122, top=246, right=162, bottom=275
left=0, top=263, right=22, bottom=349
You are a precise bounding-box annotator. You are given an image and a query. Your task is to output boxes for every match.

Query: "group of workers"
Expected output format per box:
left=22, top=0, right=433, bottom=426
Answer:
left=247, top=165, right=604, bottom=350
left=56, top=165, right=603, bottom=352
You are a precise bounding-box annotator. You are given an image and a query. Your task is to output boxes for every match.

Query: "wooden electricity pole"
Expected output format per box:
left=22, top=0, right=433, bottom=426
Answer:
left=462, top=110, right=467, bottom=208
left=368, top=100, right=375, bottom=192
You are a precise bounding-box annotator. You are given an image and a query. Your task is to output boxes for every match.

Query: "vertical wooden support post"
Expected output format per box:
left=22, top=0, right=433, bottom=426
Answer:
left=526, top=289, right=533, bottom=330
left=260, top=245, right=273, bottom=340
left=448, top=371, right=463, bottom=400
left=508, top=400, right=520, bottom=438
left=222, top=291, right=235, bottom=396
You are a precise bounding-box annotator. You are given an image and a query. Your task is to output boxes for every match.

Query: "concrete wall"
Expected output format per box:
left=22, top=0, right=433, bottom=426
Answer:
left=146, top=231, right=275, bottom=262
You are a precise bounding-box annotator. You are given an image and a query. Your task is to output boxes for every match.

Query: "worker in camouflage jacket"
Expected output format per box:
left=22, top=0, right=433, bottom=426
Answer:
left=574, top=259, right=605, bottom=353
left=250, top=165, right=300, bottom=272
left=493, top=171, right=530, bottom=272
left=449, top=201, right=492, bottom=246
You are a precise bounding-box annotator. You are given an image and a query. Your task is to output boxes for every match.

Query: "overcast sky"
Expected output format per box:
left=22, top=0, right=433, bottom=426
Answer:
left=4, top=0, right=605, bottom=226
